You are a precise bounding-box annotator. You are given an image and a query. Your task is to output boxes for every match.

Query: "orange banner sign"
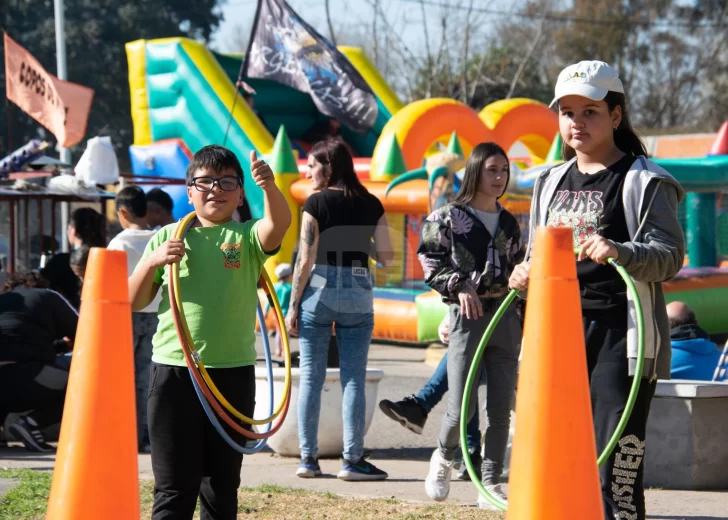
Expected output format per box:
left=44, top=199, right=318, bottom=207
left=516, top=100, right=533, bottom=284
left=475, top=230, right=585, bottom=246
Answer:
left=4, top=32, right=94, bottom=147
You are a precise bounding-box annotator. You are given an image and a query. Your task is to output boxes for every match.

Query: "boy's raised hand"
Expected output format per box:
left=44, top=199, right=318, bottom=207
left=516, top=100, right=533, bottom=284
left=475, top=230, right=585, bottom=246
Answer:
left=148, top=238, right=186, bottom=268
left=250, top=150, right=276, bottom=191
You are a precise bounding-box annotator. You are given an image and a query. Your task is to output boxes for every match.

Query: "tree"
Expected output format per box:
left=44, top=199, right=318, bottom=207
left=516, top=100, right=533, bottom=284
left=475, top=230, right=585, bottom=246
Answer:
left=541, top=0, right=728, bottom=131
left=1, top=0, right=222, bottom=168
left=410, top=45, right=553, bottom=109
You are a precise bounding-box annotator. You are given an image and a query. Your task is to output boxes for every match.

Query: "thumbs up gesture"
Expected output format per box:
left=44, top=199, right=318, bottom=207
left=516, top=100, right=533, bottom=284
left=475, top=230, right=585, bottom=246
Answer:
left=250, top=150, right=275, bottom=191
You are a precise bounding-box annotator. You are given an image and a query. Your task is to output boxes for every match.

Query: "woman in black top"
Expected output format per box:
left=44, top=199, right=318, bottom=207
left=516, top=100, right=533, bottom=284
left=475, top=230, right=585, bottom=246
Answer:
left=286, top=140, right=393, bottom=481
left=0, top=272, right=78, bottom=452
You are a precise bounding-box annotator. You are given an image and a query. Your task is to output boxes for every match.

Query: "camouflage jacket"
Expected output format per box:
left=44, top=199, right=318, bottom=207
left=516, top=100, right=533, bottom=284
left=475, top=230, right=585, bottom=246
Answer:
left=417, top=202, right=525, bottom=302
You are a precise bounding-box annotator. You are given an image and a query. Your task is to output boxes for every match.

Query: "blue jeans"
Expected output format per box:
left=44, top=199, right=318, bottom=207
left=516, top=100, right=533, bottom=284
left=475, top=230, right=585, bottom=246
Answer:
left=297, top=265, right=374, bottom=462
left=416, top=352, right=482, bottom=451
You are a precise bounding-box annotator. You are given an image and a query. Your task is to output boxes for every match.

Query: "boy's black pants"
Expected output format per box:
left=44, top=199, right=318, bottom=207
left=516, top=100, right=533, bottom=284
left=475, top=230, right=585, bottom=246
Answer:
left=585, top=317, right=657, bottom=520
left=148, top=363, right=255, bottom=520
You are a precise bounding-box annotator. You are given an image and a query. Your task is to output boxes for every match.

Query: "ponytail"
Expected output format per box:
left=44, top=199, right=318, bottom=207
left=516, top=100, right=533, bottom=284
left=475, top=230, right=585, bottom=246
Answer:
left=561, top=91, right=647, bottom=161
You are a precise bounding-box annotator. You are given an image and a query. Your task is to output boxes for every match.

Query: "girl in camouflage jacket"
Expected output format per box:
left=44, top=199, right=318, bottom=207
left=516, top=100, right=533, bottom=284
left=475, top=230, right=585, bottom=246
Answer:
left=419, top=142, right=524, bottom=508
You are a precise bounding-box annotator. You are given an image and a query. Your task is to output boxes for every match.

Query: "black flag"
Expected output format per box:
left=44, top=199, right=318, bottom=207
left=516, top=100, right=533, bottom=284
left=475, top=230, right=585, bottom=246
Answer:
left=243, top=0, right=378, bottom=135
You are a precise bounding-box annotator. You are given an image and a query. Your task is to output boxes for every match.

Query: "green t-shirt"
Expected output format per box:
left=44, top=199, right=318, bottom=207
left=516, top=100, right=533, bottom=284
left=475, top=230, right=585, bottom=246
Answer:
left=138, top=219, right=275, bottom=368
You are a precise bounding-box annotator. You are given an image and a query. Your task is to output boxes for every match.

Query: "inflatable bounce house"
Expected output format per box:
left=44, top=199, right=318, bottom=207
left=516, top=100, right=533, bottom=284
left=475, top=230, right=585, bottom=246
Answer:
left=125, top=38, right=555, bottom=344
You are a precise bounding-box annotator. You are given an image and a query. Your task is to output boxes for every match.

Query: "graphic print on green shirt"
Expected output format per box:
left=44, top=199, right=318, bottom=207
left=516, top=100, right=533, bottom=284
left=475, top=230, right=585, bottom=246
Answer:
left=138, top=219, right=275, bottom=368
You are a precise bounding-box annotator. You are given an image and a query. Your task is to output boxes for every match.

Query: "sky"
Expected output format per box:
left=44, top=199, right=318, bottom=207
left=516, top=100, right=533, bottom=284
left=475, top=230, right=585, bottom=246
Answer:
left=210, top=0, right=516, bottom=56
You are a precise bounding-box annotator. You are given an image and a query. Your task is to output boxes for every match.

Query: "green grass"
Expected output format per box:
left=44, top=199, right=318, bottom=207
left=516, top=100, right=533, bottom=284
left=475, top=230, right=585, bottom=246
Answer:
left=242, top=484, right=308, bottom=496
left=0, top=469, right=53, bottom=520
left=0, top=470, right=504, bottom=520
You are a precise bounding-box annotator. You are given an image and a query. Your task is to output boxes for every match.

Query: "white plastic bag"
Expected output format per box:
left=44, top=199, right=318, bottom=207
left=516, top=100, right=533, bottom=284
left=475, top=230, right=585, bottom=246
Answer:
left=74, top=136, right=119, bottom=186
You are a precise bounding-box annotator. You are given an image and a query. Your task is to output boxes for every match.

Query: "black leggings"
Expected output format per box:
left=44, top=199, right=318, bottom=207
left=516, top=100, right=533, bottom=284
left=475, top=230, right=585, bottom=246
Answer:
left=0, top=361, right=68, bottom=429
left=148, top=363, right=255, bottom=520
left=585, top=318, right=656, bottom=520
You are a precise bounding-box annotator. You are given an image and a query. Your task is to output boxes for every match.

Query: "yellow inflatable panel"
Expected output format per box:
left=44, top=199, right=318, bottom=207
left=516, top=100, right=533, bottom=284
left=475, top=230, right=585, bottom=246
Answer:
left=371, top=98, right=495, bottom=175
left=479, top=98, right=557, bottom=164
left=372, top=213, right=405, bottom=286
left=265, top=173, right=301, bottom=282
left=179, top=39, right=274, bottom=155
left=479, top=98, right=541, bottom=129
left=125, top=40, right=153, bottom=145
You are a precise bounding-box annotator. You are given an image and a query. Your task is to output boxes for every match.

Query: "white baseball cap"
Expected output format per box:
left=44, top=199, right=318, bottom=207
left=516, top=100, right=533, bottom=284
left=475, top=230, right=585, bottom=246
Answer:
left=275, top=263, right=292, bottom=279
left=550, top=61, right=624, bottom=108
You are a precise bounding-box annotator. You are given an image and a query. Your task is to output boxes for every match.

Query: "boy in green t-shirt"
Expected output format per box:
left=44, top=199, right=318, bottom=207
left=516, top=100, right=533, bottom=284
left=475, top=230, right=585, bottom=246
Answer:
left=129, top=145, right=291, bottom=520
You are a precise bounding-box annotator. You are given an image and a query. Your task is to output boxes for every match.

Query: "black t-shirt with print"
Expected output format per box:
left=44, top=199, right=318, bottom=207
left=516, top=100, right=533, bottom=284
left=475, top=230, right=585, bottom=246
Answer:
left=303, top=188, right=385, bottom=268
left=546, top=155, right=633, bottom=316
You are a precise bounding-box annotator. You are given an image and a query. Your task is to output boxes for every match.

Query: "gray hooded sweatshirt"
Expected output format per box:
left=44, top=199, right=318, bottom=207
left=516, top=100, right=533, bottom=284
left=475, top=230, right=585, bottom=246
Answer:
left=524, top=156, right=686, bottom=380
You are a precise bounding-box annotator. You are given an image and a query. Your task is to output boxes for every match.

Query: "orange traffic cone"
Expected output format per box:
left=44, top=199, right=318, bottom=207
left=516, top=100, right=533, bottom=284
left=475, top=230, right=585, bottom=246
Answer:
left=506, top=227, right=603, bottom=519
left=47, top=248, right=139, bottom=519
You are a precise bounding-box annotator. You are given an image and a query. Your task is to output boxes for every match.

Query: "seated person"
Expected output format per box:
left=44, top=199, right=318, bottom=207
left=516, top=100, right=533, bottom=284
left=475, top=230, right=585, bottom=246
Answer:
left=0, top=271, right=78, bottom=452
left=668, top=301, right=722, bottom=380
left=41, top=253, right=81, bottom=309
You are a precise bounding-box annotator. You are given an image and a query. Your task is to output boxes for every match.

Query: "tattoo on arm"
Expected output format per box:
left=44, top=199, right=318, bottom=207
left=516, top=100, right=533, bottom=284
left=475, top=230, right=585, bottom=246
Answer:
left=290, top=218, right=317, bottom=312
left=289, top=252, right=304, bottom=310
left=302, top=220, right=316, bottom=246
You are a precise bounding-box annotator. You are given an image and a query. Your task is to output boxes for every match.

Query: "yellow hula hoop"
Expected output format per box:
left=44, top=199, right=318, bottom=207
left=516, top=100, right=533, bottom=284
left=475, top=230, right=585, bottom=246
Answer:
left=172, top=211, right=292, bottom=426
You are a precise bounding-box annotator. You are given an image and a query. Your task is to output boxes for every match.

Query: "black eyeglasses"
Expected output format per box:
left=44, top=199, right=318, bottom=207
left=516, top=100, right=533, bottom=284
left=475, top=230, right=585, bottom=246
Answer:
left=189, top=176, right=241, bottom=192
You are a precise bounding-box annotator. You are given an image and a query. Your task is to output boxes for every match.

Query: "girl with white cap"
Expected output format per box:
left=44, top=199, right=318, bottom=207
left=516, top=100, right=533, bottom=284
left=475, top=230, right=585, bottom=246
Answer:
left=509, top=60, right=685, bottom=520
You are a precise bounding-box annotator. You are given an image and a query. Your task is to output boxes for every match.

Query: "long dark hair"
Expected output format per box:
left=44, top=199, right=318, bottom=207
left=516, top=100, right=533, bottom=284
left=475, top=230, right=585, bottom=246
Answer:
left=561, top=91, right=647, bottom=160
left=454, top=142, right=509, bottom=205
left=3, top=271, right=49, bottom=292
left=309, top=140, right=368, bottom=198
left=71, top=207, right=107, bottom=247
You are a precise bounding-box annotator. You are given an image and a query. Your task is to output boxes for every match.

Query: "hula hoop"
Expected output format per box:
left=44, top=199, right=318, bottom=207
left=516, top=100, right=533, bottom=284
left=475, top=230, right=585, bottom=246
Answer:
left=168, top=212, right=291, bottom=440
left=187, top=303, right=274, bottom=454
left=460, top=257, right=646, bottom=511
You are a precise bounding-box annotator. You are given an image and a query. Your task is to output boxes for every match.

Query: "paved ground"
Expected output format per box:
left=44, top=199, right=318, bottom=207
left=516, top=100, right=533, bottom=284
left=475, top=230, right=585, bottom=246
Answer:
left=1, top=339, right=726, bottom=519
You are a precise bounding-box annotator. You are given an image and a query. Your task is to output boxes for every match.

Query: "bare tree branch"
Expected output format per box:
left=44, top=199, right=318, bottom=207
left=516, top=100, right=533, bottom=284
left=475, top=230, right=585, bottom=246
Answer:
left=419, top=0, right=434, bottom=97
left=362, top=0, right=422, bottom=69
left=459, top=0, right=475, bottom=103
left=506, top=0, right=550, bottom=99
left=467, top=51, right=490, bottom=105
left=325, top=0, right=337, bottom=45
left=441, top=15, right=454, bottom=97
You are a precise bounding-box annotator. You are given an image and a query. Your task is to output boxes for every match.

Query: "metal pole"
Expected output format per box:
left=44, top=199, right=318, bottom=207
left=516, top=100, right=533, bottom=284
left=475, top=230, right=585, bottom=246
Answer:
left=54, top=0, right=71, bottom=252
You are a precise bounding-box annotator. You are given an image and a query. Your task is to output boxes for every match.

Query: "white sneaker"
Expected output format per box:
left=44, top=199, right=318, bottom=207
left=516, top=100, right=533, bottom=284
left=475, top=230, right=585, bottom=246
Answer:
left=478, top=483, right=508, bottom=510
left=425, top=449, right=453, bottom=501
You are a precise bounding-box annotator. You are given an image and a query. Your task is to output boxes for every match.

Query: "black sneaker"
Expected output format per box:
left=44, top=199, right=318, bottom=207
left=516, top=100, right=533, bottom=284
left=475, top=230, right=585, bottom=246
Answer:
left=8, top=417, right=55, bottom=453
left=378, top=395, right=428, bottom=434
left=457, top=447, right=483, bottom=481
left=337, top=458, right=388, bottom=481
left=296, top=456, right=322, bottom=478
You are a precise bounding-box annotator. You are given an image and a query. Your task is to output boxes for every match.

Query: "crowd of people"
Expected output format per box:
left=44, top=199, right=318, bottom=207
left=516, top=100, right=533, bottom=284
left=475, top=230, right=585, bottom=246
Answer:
left=0, top=186, right=177, bottom=454
left=0, top=59, right=725, bottom=520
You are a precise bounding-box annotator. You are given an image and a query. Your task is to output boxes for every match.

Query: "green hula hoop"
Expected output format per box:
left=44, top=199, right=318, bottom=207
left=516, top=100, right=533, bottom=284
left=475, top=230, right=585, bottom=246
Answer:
left=460, top=258, right=646, bottom=511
